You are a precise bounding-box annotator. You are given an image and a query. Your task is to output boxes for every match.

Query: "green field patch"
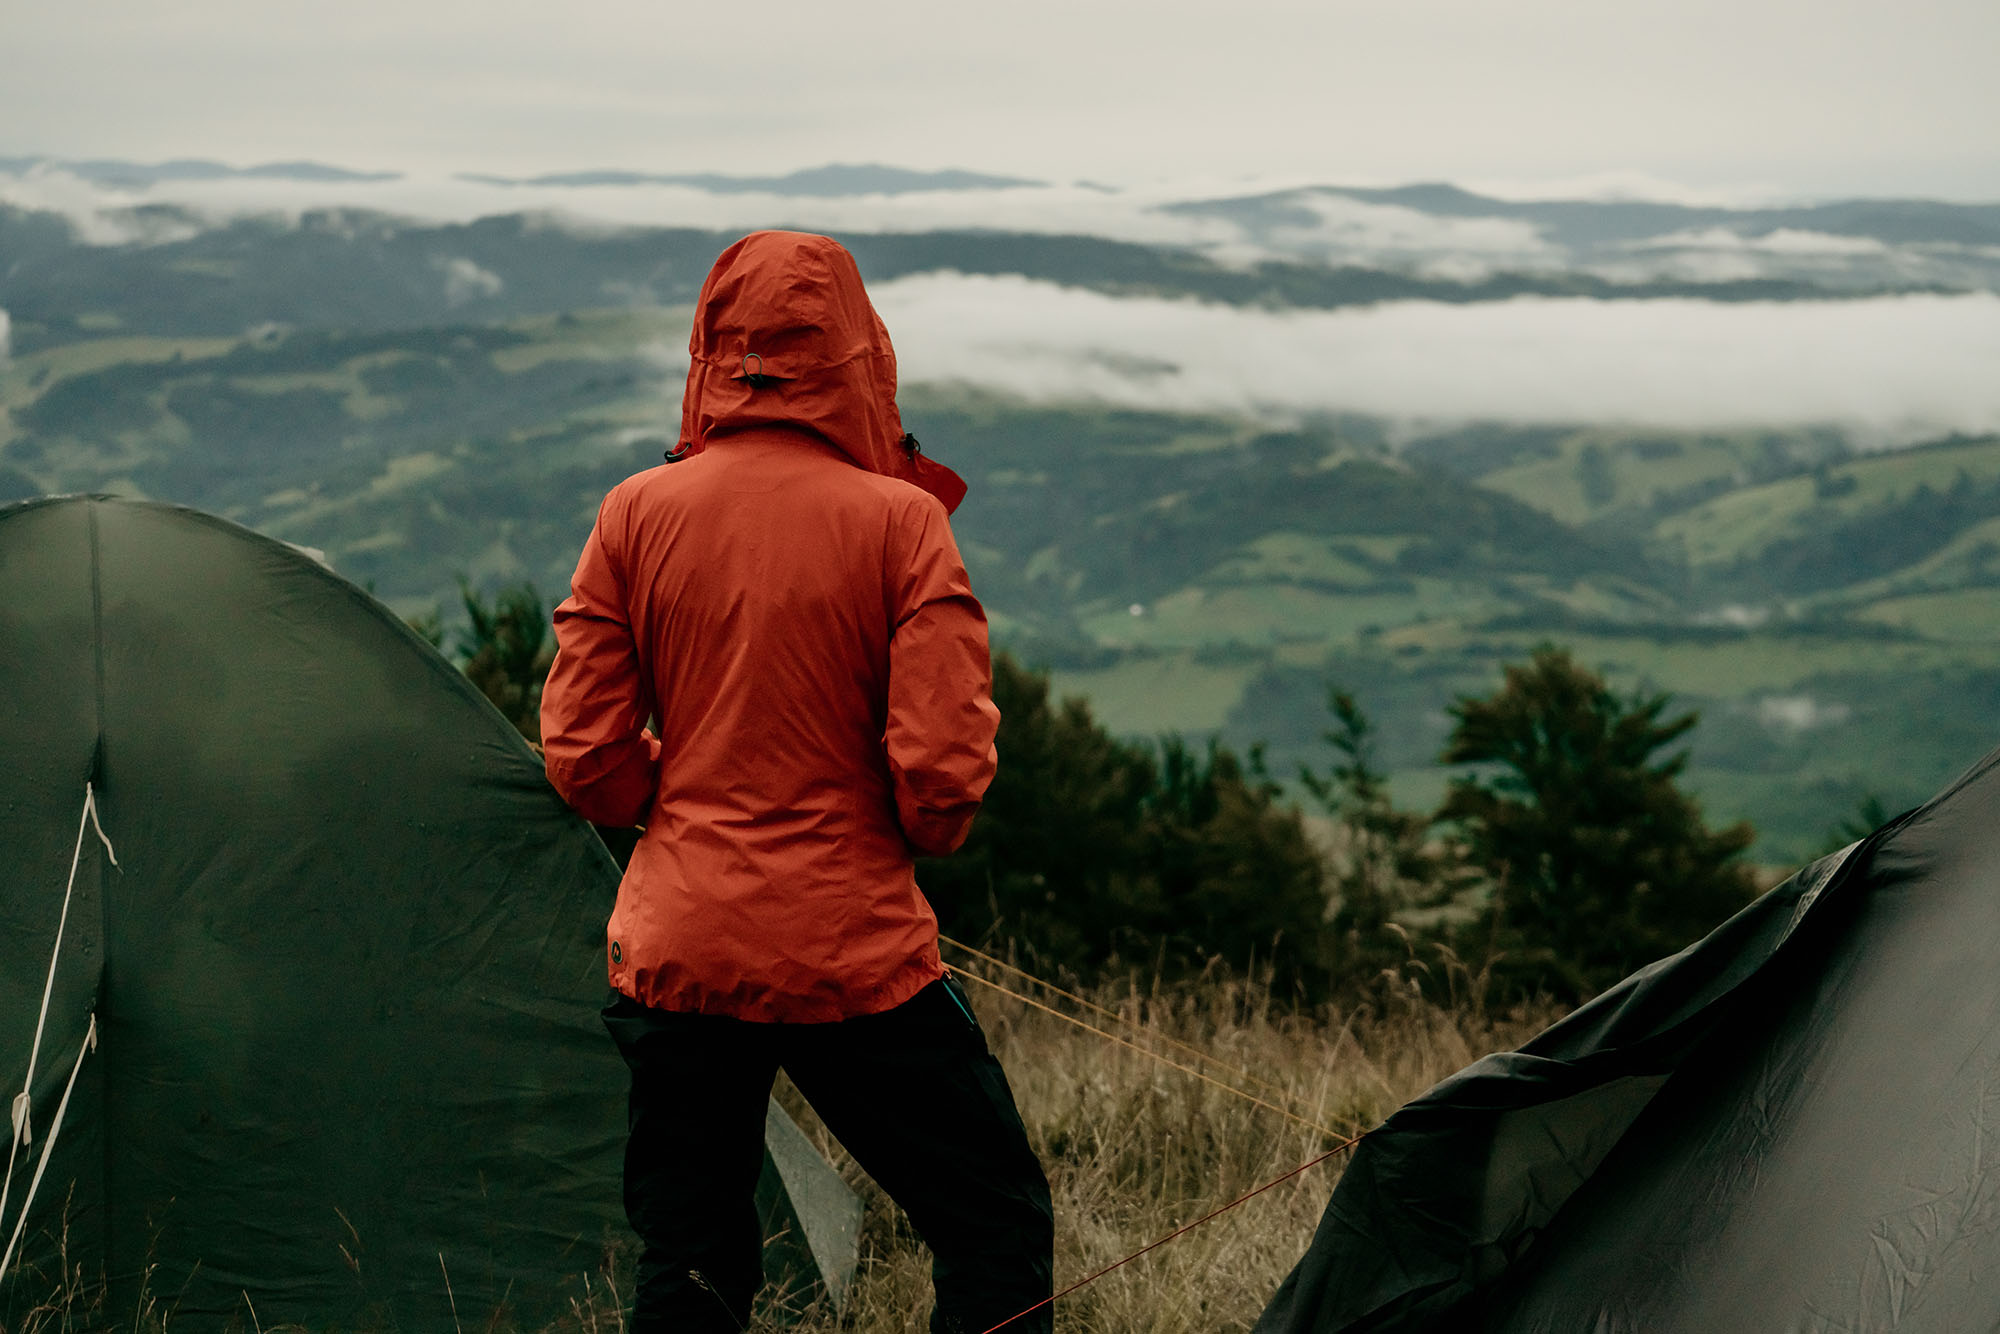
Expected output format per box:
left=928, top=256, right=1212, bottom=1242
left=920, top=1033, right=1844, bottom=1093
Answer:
left=1835, top=436, right=2000, bottom=509
left=335, top=529, right=408, bottom=556
left=1483, top=429, right=1749, bottom=526
left=1657, top=435, right=2000, bottom=570
left=1272, top=640, right=1334, bottom=668
left=1821, top=516, right=2000, bottom=604
left=165, top=258, right=240, bottom=279
left=1340, top=534, right=1418, bottom=563
left=367, top=452, right=455, bottom=496
left=11, top=335, right=233, bottom=386
left=491, top=307, right=689, bottom=373
left=1045, top=654, right=1263, bottom=736
left=1553, top=631, right=1960, bottom=697
left=1086, top=580, right=1505, bottom=650
left=1857, top=588, right=2000, bottom=643
left=1203, top=533, right=1382, bottom=588
left=225, top=369, right=402, bottom=422
left=1505, top=574, right=1679, bottom=622
left=1653, top=475, right=1820, bottom=567
left=1122, top=426, right=1255, bottom=457
left=1370, top=624, right=1957, bottom=697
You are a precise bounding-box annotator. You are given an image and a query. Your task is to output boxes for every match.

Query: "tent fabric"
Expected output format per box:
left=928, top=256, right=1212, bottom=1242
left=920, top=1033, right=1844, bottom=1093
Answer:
left=759, top=1099, right=864, bottom=1314
left=1257, top=743, right=2000, bottom=1333
left=0, top=496, right=859, bottom=1325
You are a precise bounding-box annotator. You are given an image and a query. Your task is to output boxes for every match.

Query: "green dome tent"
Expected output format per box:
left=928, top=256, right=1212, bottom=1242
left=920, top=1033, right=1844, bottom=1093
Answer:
left=0, top=496, right=859, bottom=1326
left=1257, top=746, right=2000, bottom=1333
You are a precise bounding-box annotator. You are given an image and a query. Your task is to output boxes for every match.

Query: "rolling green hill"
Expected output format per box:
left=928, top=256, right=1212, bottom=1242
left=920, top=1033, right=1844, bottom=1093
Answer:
left=7, top=274, right=2000, bottom=863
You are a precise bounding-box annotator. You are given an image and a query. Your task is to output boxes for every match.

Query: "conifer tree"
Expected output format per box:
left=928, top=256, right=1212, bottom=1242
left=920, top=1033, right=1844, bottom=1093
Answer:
left=1302, top=688, right=1469, bottom=996
left=923, top=654, right=1328, bottom=990
left=1302, top=689, right=1460, bottom=933
left=455, top=579, right=553, bottom=740
left=1439, top=646, right=1756, bottom=999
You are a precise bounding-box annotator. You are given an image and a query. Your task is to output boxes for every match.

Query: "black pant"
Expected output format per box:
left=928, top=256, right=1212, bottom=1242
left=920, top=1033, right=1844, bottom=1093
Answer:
left=603, top=976, right=1055, bottom=1334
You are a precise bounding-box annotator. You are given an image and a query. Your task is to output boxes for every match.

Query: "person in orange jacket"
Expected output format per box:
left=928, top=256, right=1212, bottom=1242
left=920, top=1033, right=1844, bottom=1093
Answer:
left=542, top=231, right=1053, bottom=1333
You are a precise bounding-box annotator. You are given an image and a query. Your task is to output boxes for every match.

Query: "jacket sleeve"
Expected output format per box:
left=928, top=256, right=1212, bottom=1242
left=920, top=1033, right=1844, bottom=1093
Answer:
left=885, top=497, right=1000, bottom=857
left=541, top=493, right=661, bottom=828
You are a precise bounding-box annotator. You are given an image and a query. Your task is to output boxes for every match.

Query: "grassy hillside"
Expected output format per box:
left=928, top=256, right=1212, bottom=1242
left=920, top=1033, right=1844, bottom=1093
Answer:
left=0, top=308, right=683, bottom=614
left=6, top=294, right=1999, bottom=862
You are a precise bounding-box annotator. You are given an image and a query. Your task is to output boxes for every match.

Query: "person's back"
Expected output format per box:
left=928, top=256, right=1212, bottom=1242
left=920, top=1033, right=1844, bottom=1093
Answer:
left=569, top=427, right=982, bottom=1018
left=541, top=231, right=1053, bottom=1333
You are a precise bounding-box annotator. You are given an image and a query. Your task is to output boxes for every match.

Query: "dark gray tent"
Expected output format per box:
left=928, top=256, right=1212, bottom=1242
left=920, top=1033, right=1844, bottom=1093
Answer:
left=1257, top=745, right=2000, bottom=1333
left=0, top=496, right=857, bottom=1326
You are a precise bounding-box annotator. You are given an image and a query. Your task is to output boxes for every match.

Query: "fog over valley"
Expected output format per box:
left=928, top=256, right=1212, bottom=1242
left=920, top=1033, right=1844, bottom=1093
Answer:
left=875, top=278, right=2000, bottom=440
left=5, top=157, right=1999, bottom=441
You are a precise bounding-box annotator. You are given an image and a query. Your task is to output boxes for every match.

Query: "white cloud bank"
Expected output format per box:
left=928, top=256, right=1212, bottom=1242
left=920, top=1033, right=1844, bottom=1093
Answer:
left=436, top=255, right=504, bottom=305
left=0, top=306, right=10, bottom=363
left=1756, top=694, right=1852, bottom=732
left=872, top=275, right=2000, bottom=440
left=1204, top=193, right=1564, bottom=279
left=0, top=167, right=1246, bottom=253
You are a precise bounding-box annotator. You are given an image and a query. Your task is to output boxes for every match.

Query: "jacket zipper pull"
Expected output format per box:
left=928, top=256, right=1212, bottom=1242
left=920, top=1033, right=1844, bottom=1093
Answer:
left=940, top=968, right=979, bottom=1026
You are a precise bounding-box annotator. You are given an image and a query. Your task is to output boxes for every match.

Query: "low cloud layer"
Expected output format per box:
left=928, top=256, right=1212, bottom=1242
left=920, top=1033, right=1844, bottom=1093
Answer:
left=5, top=165, right=1996, bottom=300
left=873, top=275, right=2000, bottom=440
left=0, top=166, right=1242, bottom=252
left=0, top=306, right=10, bottom=363
left=1197, top=193, right=1564, bottom=279
left=1756, top=694, right=1852, bottom=732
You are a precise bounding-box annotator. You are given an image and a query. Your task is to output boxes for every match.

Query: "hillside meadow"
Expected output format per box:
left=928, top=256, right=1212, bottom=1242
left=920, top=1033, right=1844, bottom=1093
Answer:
left=4, top=971, right=1556, bottom=1334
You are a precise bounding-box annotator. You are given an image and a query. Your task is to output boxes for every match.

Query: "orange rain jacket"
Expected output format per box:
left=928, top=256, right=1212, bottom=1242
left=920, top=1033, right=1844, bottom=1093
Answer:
left=541, top=231, right=999, bottom=1023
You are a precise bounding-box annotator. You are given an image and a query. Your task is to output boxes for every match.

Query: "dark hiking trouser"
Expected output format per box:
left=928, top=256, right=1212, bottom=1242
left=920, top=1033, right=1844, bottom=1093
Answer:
left=603, top=976, right=1055, bottom=1334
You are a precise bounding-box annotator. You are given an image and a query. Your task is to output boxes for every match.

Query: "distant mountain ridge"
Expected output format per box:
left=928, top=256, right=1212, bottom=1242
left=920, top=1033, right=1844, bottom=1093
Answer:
left=5, top=156, right=1993, bottom=296
left=0, top=156, right=400, bottom=186
left=1165, top=183, right=2000, bottom=249
left=0, top=199, right=1951, bottom=362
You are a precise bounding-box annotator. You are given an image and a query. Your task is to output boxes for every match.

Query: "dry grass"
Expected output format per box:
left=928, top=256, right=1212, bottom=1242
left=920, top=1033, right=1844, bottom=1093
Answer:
left=748, top=966, right=1558, bottom=1334
left=3, top=975, right=1557, bottom=1334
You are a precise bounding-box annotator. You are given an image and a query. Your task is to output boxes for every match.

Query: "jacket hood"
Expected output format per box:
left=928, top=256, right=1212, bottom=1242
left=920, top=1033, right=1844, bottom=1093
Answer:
left=677, top=231, right=966, bottom=513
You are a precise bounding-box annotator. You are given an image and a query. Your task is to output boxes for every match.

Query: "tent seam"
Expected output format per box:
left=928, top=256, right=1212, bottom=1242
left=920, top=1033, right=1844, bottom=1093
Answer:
left=86, top=499, right=111, bottom=1287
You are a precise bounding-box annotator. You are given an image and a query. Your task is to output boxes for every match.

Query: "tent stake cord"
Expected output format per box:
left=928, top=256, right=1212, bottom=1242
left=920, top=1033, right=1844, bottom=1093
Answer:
left=945, top=963, right=1344, bottom=1139
left=939, top=935, right=1300, bottom=1104
left=938, top=943, right=1373, bottom=1331
left=976, top=1134, right=1365, bottom=1334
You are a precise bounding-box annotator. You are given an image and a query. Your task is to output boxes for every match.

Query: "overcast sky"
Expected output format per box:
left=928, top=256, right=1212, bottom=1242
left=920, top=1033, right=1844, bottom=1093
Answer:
left=6, top=0, right=1997, bottom=200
